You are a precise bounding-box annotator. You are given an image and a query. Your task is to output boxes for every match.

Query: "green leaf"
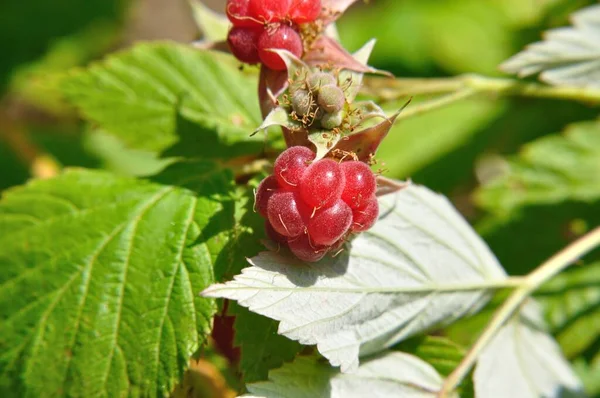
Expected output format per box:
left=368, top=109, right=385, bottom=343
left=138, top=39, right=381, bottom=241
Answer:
left=476, top=120, right=600, bottom=215
left=189, top=0, right=229, bottom=43
left=377, top=97, right=502, bottom=179
left=226, top=182, right=303, bottom=383
left=245, top=351, right=454, bottom=398
left=394, top=336, right=465, bottom=378
left=572, top=356, right=600, bottom=397
left=536, top=262, right=600, bottom=359
left=0, top=166, right=235, bottom=397
left=501, top=4, right=600, bottom=87
left=474, top=302, right=583, bottom=398
left=61, top=43, right=263, bottom=155
left=233, top=307, right=302, bottom=383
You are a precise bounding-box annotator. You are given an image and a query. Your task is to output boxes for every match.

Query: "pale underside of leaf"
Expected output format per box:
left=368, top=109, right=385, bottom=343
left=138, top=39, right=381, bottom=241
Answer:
left=0, top=167, right=232, bottom=397
left=244, top=351, right=454, bottom=398
left=474, top=302, right=583, bottom=398
left=501, top=4, right=600, bottom=87
left=204, top=183, right=507, bottom=372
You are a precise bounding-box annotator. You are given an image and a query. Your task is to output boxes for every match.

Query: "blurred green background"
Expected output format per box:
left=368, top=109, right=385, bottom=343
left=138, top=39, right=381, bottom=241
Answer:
left=1, top=1, right=599, bottom=393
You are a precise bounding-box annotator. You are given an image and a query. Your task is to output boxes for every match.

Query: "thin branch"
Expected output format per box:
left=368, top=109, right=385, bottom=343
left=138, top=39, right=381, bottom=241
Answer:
left=363, top=74, right=600, bottom=105
left=0, top=111, right=60, bottom=179
left=438, top=226, right=600, bottom=397
left=393, top=88, right=477, bottom=121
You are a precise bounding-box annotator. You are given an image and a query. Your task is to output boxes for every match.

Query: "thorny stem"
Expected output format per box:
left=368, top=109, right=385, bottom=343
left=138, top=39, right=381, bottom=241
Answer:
left=363, top=74, right=600, bottom=105
left=438, top=226, right=600, bottom=398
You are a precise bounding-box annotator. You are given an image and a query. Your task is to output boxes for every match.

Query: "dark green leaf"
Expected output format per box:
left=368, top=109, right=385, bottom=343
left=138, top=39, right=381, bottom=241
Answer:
left=0, top=166, right=234, bottom=397
left=61, top=43, right=264, bottom=156
left=537, top=262, right=600, bottom=359
left=476, top=120, right=600, bottom=216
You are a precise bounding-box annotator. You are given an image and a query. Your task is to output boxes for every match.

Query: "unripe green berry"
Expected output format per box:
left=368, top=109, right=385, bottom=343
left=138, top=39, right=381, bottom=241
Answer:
left=291, top=89, right=313, bottom=116
left=307, top=72, right=336, bottom=92
left=320, top=110, right=344, bottom=129
left=317, top=85, right=345, bottom=113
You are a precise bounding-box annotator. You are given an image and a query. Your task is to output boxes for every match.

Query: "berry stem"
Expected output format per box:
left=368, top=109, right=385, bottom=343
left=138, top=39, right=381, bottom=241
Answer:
left=363, top=74, right=600, bottom=104
left=438, top=226, right=600, bottom=398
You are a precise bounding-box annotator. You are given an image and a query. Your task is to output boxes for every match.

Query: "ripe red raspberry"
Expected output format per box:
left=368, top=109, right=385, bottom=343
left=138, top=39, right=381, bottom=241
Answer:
left=299, top=158, right=345, bottom=208
left=227, top=27, right=262, bottom=64
left=255, top=175, right=279, bottom=217
left=273, top=146, right=315, bottom=190
left=340, top=161, right=377, bottom=209
left=265, top=220, right=288, bottom=245
left=267, top=191, right=310, bottom=238
left=255, top=147, right=380, bottom=263
left=249, top=0, right=292, bottom=23
left=307, top=199, right=353, bottom=246
left=289, top=0, right=322, bottom=24
left=351, top=195, right=379, bottom=232
left=226, top=0, right=262, bottom=27
left=258, top=25, right=303, bottom=71
left=288, top=233, right=328, bottom=262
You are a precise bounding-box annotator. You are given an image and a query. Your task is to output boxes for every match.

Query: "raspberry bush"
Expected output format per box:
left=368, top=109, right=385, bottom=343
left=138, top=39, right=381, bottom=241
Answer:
left=1, top=1, right=599, bottom=397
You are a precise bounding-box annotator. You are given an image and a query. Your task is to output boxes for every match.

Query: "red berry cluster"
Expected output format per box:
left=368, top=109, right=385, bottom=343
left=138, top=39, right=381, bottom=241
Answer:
left=256, top=146, right=379, bottom=262
left=226, top=0, right=321, bottom=70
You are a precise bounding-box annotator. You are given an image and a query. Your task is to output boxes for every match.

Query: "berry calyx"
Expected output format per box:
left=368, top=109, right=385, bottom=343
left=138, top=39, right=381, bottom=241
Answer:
left=351, top=194, right=379, bottom=232
left=340, top=161, right=377, bottom=209
left=267, top=191, right=309, bottom=237
left=289, top=0, right=322, bottom=24
left=226, top=0, right=261, bottom=27
left=227, top=27, right=262, bottom=64
left=258, top=25, right=303, bottom=70
left=307, top=199, right=353, bottom=246
left=273, top=146, right=315, bottom=189
left=300, top=158, right=345, bottom=208
left=249, top=0, right=291, bottom=23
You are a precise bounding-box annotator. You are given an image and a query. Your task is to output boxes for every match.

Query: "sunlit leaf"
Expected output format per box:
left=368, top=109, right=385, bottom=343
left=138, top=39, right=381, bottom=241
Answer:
left=204, top=183, right=508, bottom=372
left=245, top=351, right=455, bottom=398
left=0, top=166, right=234, bottom=396
left=474, top=302, right=583, bottom=398
left=501, top=4, right=600, bottom=87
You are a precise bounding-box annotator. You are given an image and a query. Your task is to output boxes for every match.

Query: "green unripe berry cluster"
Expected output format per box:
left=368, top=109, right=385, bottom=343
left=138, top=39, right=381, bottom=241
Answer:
left=289, top=71, right=347, bottom=130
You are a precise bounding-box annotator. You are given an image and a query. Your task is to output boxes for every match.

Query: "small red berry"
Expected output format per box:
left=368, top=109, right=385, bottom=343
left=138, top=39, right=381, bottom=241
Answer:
left=255, top=175, right=279, bottom=217
left=267, top=191, right=309, bottom=238
left=307, top=199, right=353, bottom=246
left=274, top=146, right=315, bottom=190
left=351, top=195, right=379, bottom=232
left=340, top=161, right=377, bottom=209
left=249, top=0, right=292, bottom=23
left=265, top=220, right=288, bottom=245
left=289, top=0, right=321, bottom=24
left=258, top=25, right=303, bottom=70
left=226, top=0, right=261, bottom=27
left=288, top=233, right=328, bottom=262
left=300, top=158, right=345, bottom=208
left=227, top=27, right=262, bottom=64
